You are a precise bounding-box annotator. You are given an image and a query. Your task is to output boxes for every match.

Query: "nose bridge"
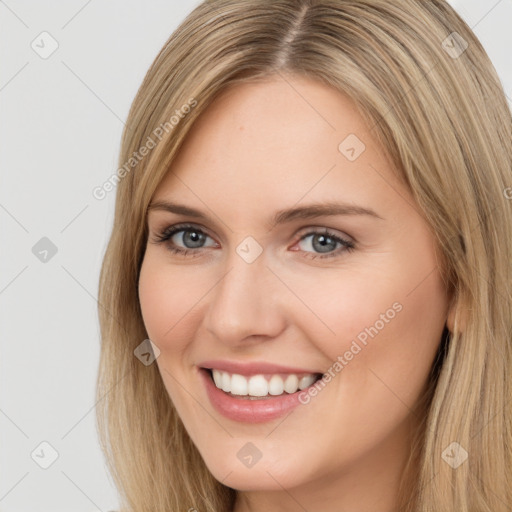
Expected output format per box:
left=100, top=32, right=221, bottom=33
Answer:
left=203, top=243, right=285, bottom=344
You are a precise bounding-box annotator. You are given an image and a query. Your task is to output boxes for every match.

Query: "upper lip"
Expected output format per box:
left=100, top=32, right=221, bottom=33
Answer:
left=198, top=359, right=322, bottom=376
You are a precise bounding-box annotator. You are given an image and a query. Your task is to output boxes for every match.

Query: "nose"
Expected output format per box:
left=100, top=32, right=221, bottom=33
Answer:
left=202, top=245, right=287, bottom=346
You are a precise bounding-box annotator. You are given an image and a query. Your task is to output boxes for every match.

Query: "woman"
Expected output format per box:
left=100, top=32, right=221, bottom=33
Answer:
left=96, top=1, right=512, bottom=510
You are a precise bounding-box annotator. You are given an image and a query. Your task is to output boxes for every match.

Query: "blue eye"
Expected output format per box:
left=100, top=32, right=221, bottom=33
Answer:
left=295, top=230, right=355, bottom=259
left=170, top=228, right=211, bottom=249
left=151, top=224, right=355, bottom=259
left=152, top=224, right=217, bottom=256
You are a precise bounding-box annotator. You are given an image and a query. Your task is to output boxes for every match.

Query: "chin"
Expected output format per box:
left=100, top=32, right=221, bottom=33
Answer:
left=196, top=442, right=314, bottom=492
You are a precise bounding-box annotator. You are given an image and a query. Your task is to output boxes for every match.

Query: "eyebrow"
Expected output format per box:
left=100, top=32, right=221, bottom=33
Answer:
left=147, top=200, right=384, bottom=227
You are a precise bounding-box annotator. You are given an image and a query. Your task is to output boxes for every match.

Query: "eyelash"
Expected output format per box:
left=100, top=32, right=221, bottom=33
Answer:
left=151, top=223, right=355, bottom=260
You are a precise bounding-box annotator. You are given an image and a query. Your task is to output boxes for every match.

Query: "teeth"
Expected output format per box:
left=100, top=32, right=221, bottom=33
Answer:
left=248, top=375, right=268, bottom=396
left=210, top=369, right=319, bottom=397
left=268, top=375, right=284, bottom=396
left=284, top=374, right=299, bottom=393
left=212, top=369, right=223, bottom=389
left=231, top=373, right=248, bottom=395
left=299, top=374, right=317, bottom=390
left=221, top=372, right=231, bottom=392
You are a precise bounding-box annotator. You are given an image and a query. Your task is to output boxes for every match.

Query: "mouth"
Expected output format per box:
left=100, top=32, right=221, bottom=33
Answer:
left=201, top=367, right=324, bottom=400
left=198, top=367, right=324, bottom=422
left=197, top=360, right=326, bottom=422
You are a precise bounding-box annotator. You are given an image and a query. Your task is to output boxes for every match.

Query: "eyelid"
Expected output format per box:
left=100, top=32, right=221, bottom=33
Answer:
left=151, top=222, right=355, bottom=259
left=294, top=225, right=354, bottom=243
left=290, top=227, right=355, bottom=259
left=151, top=222, right=217, bottom=243
left=151, top=221, right=353, bottom=242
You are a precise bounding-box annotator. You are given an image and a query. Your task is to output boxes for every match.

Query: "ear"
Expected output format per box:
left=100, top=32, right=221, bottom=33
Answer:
left=446, top=294, right=466, bottom=334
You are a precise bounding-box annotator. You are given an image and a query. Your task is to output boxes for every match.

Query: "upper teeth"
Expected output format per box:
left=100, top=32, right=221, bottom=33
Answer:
left=211, top=369, right=318, bottom=397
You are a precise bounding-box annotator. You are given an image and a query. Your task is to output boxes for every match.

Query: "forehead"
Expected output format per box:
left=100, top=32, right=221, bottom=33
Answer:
left=152, top=76, right=408, bottom=221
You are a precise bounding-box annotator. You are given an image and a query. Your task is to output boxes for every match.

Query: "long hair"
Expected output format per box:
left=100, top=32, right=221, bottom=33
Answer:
left=96, top=1, right=512, bottom=510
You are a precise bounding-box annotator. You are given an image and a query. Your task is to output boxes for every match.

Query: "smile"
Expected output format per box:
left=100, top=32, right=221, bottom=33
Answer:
left=209, top=369, right=322, bottom=398
left=198, top=362, right=324, bottom=423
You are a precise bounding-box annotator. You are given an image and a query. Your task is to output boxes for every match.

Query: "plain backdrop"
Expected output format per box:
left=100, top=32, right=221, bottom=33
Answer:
left=1, top=1, right=510, bottom=510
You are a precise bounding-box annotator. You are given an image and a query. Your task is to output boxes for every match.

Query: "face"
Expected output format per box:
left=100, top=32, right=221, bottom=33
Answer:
left=138, top=75, right=454, bottom=507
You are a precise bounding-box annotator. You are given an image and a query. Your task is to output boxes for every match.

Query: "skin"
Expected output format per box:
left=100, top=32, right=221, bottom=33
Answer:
left=138, top=74, right=456, bottom=512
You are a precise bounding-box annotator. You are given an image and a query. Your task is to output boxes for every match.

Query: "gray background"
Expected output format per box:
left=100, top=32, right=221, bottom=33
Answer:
left=1, top=1, right=510, bottom=510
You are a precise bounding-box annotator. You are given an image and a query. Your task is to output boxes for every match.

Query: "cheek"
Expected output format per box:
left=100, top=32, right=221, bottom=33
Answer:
left=365, top=267, right=449, bottom=400
left=138, top=254, right=208, bottom=349
left=279, top=265, right=403, bottom=356
left=285, top=256, right=448, bottom=392
left=138, top=256, right=209, bottom=414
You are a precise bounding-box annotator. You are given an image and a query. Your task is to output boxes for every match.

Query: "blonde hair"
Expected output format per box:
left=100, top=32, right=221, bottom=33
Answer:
left=96, top=1, right=512, bottom=510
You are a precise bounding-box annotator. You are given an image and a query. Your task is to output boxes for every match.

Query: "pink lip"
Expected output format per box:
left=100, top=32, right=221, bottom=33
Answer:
left=198, top=359, right=321, bottom=377
left=198, top=368, right=313, bottom=423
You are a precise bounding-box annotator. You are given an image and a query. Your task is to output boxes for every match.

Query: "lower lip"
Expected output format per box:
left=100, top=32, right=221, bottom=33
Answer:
left=199, top=368, right=312, bottom=423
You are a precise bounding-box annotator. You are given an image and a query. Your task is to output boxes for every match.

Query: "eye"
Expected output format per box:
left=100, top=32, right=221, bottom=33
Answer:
left=151, top=223, right=355, bottom=260
left=151, top=223, right=218, bottom=256
left=293, top=229, right=355, bottom=259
